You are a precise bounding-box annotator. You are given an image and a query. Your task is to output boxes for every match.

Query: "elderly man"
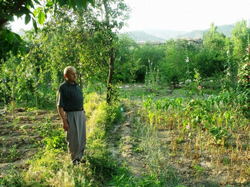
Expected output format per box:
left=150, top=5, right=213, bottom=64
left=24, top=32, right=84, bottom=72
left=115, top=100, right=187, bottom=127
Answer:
left=56, top=66, right=86, bottom=165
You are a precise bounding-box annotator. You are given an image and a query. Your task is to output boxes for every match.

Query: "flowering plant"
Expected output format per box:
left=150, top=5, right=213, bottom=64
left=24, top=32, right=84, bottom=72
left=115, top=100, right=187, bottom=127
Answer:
left=193, top=68, right=203, bottom=96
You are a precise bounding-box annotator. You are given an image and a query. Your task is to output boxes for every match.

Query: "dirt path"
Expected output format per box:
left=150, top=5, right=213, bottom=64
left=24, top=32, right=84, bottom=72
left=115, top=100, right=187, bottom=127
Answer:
left=108, top=101, right=146, bottom=179
left=0, top=108, right=60, bottom=174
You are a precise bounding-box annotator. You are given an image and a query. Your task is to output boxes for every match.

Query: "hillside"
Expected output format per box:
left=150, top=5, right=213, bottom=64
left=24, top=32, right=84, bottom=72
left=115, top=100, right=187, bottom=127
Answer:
left=179, top=24, right=235, bottom=39
left=120, top=31, right=166, bottom=42
left=142, top=29, right=187, bottom=40
left=121, top=24, right=235, bottom=42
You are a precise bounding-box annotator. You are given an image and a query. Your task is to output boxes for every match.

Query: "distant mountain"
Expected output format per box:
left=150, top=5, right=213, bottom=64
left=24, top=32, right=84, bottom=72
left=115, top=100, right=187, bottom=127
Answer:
left=179, top=24, right=235, bottom=39
left=178, top=30, right=205, bottom=39
left=120, top=24, right=235, bottom=42
left=142, top=29, right=187, bottom=40
left=120, top=31, right=166, bottom=42
left=216, top=24, right=235, bottom=37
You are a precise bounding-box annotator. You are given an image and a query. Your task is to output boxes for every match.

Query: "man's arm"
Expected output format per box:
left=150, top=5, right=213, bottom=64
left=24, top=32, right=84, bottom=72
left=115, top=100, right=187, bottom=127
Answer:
left=57, top=106, right=69, bottom=131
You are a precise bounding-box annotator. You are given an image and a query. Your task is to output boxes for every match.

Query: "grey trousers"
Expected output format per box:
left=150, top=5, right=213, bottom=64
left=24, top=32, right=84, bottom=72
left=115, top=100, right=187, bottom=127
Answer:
left=66, top=111, right=86, bottom=161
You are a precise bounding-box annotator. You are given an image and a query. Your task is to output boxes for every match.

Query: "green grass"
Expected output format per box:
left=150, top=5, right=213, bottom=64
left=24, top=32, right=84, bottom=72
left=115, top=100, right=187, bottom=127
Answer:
left=0, top=92, right=128, bottom=187
left=119, top=81, right=223, bottom=102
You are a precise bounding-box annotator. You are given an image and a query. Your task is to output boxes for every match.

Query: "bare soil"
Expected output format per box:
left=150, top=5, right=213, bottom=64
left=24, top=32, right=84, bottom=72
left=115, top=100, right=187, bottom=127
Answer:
left=0, top=108, right=61, bottom=174
left=155, top=125, right=250, bottom=186
left=109, top=100, right=146, bottom=179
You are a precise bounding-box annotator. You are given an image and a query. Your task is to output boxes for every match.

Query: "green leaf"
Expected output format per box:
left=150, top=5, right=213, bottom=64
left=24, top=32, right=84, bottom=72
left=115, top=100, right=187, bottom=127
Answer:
left=88, top=0, right=95, bottom=7
left=82, top=0, right=88, bottom=9
left=20, top=7, right=31, bottom=14
left=32, top=18, right=38, bottom=33
left=12, top=46, right=18, bottom=55
left=38, top=11, right=45, bottom=24
left=6, top=31, right=14, bottom=43
left=33, top=0, right=41, bottom=5
left=58, top=0, right=67, bottom=6
left=69, top=0, right=76, bottom=9
left=1, top=29, right=7, bottom=38
left=25, top=14, right=31, bottom=25
left=34, top=7, right=42, bottom=17
left=8, top=16, right=15, bottom=22
left=76, top=0, right=82, bottom=9
left=14, top=33, right=22, bottom=42
left=19, top=45, right=27, bottom=56
left=28, top=3, right=34, bottom=9
left=54, top=3, right=58, bottom=14
left=46, top=2, right=54, bottom=7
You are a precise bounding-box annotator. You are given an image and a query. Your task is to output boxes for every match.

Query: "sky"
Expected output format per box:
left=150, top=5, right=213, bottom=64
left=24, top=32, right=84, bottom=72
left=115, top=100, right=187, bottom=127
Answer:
left=11, top=17, right=33, bottom=33
left=11, top=0, right=250, bottom=33
left=122, top=0, right=250, bottom=32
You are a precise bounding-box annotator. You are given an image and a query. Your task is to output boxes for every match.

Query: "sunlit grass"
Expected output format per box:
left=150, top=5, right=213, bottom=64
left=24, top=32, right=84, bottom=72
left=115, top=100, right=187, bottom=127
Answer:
left=0, top=92, right=124, bottom=187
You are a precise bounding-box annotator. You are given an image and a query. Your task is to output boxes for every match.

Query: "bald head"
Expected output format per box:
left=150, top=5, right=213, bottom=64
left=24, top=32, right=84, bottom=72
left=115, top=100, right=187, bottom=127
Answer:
left=64, top=66, right=77, bottom=84
left=64, top=66, right=76, bottom=76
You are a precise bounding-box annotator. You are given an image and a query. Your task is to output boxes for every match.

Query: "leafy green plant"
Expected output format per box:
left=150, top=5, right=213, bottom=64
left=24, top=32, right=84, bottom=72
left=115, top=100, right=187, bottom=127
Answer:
left=223, top=157, right=230, bottom=165
left=193, top=164, right=205, bottom=179
left=145, top=60, right=160, bottom=88
left=209, top=126, right=232, bottom=144
left=10, top=145, right=20, bottom=161
left=132, top=174, right=164, bottom=187
left=108, top=165, right=132, bottom=187
left=0, top=168, right=23, bottom=187
left=186, top=68, right=203, bottom=97
left=35, top=117, right=66, bottom=150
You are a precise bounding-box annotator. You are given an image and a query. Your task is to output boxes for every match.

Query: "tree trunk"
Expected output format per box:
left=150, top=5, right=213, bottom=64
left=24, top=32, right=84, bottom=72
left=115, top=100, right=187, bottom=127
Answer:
left=106, top=46, right=115, bottom=104
left=103, top=0, right=116, bottom=104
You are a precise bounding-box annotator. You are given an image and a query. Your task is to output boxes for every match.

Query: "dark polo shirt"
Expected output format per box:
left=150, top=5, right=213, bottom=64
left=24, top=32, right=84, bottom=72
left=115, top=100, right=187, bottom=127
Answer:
left=56, top=81, right=83, bottom=111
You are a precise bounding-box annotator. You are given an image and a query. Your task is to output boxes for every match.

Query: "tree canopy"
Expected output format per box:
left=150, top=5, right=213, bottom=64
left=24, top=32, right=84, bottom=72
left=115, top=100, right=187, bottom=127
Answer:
left=0, top=0, right=95, bottom=62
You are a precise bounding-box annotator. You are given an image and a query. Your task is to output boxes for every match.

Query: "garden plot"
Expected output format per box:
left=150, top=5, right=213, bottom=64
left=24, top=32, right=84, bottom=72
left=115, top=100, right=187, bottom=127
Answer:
left=135, top=94, right=250, bottom=186
left=0, top=109, right=60, bottom=173
left=0, top=94, right=249, bottom=186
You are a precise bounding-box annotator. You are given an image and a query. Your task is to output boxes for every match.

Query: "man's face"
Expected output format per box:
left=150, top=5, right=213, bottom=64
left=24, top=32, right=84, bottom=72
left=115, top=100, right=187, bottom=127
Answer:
left=66, top=68, right=77, bottom=83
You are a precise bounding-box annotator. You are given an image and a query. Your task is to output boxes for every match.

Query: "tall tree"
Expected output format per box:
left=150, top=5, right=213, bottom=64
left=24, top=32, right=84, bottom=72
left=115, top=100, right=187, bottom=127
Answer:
left=202, top=23, right=227, bottom=76
left=134, top=43, right=165, bottom=82
left=232, top=20, right=250, bottom=62
left=159, top=39, right=189, bottom=87
left=100, top=0, right=130, bottom=103
left=77, top=0, right=130, bottom=103
left=229, top=20, right=250, bottom=89
left=20, top=0, right=130, bottom=104
left=115, top=35, right=139, bottom=83
left=0, top=0, right=95, bottom=62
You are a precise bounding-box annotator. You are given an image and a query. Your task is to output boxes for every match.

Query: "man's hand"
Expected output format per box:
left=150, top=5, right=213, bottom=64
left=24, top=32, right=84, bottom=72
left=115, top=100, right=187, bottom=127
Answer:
left=63, top=120, right=69, bottom=131
left=57, top=106, right=69, bottom=131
